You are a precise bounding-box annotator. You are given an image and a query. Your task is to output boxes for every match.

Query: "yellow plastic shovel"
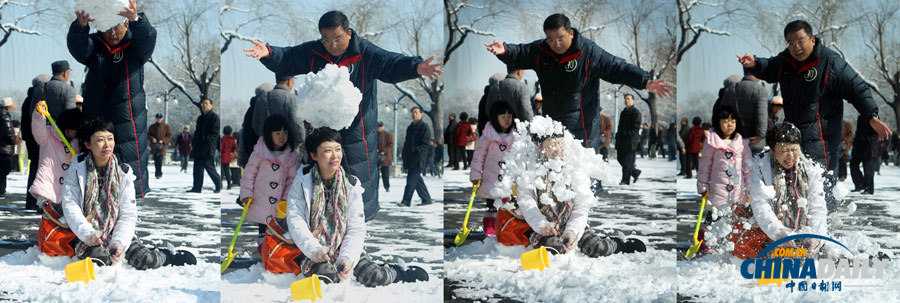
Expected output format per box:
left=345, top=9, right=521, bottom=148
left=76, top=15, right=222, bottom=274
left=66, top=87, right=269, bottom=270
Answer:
left=221, top=197, right=252, bottom=273
left=36, top=101, right=75, bottom=162
left=454, top=180, right=481, bottom=246
left=685, top=191, right=709, bottom=259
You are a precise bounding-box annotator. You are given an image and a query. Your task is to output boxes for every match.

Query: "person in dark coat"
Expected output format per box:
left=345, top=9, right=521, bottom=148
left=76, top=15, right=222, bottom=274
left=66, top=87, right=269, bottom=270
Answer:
left=850, top=116, right=879, bottom=195
left=486, top=68, right=533, bottom=122
left=243, top=11, right=443, bottom=221
left=188, top=99, right=221, bottom=193
left=175, top=125, right=192, bottom=173
left=485, top=13, right=672, bottom=149
left=678, top=117, right=690, bottom=176
left=21, top=74, right=51, bottom=210
left=30, top=60, right=77, bottom=121
left=667, top=122, right=678, bottom=161
left=646, top=123, right=656, bottom=159
left=730, top=72, right=768, bottom=153
left=0, top=98, right=16, bottom=196
left=738, top=20, right=891, bottom=211
left=616, top=94, right=642, bottom=185
left=444, top=113, right=457, bottom=168
left=239, top=83, right=273, bottom=168
left=400, top=107, right=433, bottom=206
left=253, top=75, right=304, bottom=145
left=68, top=1, right=156, bottom=198
left=377, top=121, right=393, bottom=192
left=148, top=113, right=172, bottom=179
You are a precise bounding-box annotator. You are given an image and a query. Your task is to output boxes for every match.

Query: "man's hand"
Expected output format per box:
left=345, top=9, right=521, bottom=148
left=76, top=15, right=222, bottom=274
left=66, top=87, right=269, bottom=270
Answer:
left=243, top=40, right=271, bottom=59
left=417, top=55, right=444, bottom=81
left=75, top=10, right=95, bottom=28
left=737, top=54, right=757, bottom=69
left=870, top=117, right=892, bottom=141
left=118, top=0, right=139, bottom=22
left=646, top=78, right=673, bottom=98
left=308, top=246, right=331, bottom=263
left=108, top=241, right=125, bottom=263
left=749, top=136, right=762, bottom=145
left=335, top=257, right=353, bottom=280
left=484, top=40, right=506, bottom=55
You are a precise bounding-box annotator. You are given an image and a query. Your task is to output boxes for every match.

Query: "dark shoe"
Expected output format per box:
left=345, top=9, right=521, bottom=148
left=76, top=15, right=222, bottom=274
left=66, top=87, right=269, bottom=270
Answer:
left=354, top=257, right=396, bottom=287
left=389, top=264, right=428, bottom=283
left=537, top=236, right=565, bottom=255
left=162, top=249, right=197, bottom=266
left=236, top=197, right=245, bottom=207
left=214, top=189, right=221, bottom=193
left=186, top=189, right=201, bottom=193
left=385, top=188, right=390, bottom=192
left=620, top=238, right=647, bottom=254
left=420, top=201, right=433, bottom=205
left=862, top=190, right=874, bottom=195
left=851, top=187, right=864, bottom=192
left=398, top=201, right=411, bottom=207
left=632, top=169, right=642, bottom=183
left=24, top=204, right=40, bottom=211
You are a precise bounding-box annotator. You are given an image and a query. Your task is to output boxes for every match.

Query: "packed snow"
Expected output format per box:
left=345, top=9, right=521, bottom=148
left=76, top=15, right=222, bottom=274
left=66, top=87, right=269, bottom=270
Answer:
left=294, top=64, right=362, bottom=131
left=75, top=0, right=130, bottom=32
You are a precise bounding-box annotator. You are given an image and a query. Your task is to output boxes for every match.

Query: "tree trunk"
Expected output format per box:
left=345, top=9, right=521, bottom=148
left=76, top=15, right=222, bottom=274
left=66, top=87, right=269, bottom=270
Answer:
left=892, top=95, right=900, bottom=134
left=432, top=83, right=444, bottom=145
left=645, top=93, right=658, bottom=129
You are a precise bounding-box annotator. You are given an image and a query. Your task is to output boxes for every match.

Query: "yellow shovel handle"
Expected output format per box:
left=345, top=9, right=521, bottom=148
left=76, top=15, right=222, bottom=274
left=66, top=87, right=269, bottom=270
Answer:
left=227, top=197, right=253, bottom=254
left=460, top=180, right=482, bottom=230
left=37, top=103, right=76, bottom=162
left=691, top=191, right=709, bottom=243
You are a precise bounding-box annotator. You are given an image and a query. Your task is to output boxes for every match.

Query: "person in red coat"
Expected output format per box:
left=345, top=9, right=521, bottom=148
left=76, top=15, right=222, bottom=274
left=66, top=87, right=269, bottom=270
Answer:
left=221, top=126, right=238, bottom=189
left=685, top=117, right=706, bottom=178
left=454, top=112, right=475, bottom=170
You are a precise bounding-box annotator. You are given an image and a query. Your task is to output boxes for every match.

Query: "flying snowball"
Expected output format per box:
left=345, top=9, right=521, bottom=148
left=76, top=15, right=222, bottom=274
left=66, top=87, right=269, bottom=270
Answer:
left=294, top=64, right=363, bottom=130
left=76, top=0, right=130, bottom=32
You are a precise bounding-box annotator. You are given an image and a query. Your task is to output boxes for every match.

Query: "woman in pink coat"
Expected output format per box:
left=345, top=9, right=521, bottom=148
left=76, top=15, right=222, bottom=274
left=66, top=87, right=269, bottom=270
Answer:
left=470, top=101, right=517, bottom=235
left=240, top=115, right=300, bottom=246
left=696, top=105, right=752, bottom=253
left=29, top=101, right=82, bottom=207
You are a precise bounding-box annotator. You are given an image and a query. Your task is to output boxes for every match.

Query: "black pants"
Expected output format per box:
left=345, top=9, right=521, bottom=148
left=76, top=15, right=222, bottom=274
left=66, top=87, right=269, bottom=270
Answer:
left=222, top=164, right=232, bottom=188
left=181, top=153, right=189, bottom=171
left=0, top=154, right=12, bottom=194
left=452, top=146, right=466, bottom=169
left=230, top=167, right=241, bottom=186
left=153, top=153, right=164, bottom=177
left=685, top=153, right=699, bottom=178
left=599, top=146, right=609, bottom=161
left=76, top=237, right=166, bottom=270
left=850, top=153, right=876, bottom=193
left=380, top=166, right=390, bottom=190
left=25, top=153, right=39, bottom=207
left=446, top=145, right=455, bottom=166
left=402, top=167, right=431, bottom=204
left=617, top=149, right=639, bottom=185
left=465, top=150, right=474, bottom=168
left=839, top=154, right=849, bottom=180
left=192, top=155, right=221, bottom=191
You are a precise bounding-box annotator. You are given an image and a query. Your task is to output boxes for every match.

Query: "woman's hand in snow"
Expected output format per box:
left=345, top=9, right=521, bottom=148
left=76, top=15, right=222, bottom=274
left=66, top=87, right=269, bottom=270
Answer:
left=86, top=231, right=103, bottom=246
left=536, top=222, right=559, bottom=237
left=335, top=257, right=354, bottom=280
left=561, top=232, right=577, bottom=252
left=308, top=246, right=331, bottom=263
left=108, top=242, right=125, bottom=263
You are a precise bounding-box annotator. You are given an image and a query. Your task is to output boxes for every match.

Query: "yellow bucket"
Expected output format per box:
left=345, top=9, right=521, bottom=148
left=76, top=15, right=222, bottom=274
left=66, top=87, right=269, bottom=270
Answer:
left=65, top=257, right=96, bottom=284
left=276, top=200, right=287, bottom=219
left=290, top=274, right=323, bottom=302
left=520, top=246, right=550, bottom=271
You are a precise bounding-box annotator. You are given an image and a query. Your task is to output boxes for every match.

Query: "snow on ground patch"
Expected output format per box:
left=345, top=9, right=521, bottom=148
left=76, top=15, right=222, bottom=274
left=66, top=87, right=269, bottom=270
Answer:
left=445, top=237, right=676, bottom=303
left=294, top=64, right=362, bottom=130
left=75, top=0, right=130, bottom=32
left=0, top=246, right=220, bottom=302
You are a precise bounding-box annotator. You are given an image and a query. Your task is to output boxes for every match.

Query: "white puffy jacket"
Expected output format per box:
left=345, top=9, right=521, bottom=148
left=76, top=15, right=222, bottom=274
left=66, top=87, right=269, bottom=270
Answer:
left=61, top=155, right=138, bottom=252
left=749, top=152, right=827, bottom=241
left=285, top=165, right=366, bottom=265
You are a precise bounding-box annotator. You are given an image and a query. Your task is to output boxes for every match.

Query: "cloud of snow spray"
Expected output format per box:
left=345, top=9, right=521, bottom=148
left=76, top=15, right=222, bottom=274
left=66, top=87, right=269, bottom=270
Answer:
left=491, top=116, right=616, bottom=211
left=294, top=64, right=362, bottom=131
left=75, top=0, right=130, bottom=32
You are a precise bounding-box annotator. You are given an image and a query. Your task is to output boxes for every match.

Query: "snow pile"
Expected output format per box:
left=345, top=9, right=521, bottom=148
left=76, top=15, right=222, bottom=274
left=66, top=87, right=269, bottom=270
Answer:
left=491, top=116, right=615, bottom=210
left=294, top=64, right=362, bottom=130
left=75, top=0, right=129, bottom=32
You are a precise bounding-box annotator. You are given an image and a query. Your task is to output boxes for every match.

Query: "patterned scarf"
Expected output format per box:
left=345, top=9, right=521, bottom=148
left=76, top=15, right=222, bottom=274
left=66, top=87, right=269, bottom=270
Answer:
left=307, top=164, right=350, bottom=259
left=81, top=153, right=122, bottom=249
left=529, top=171, right=573, bottom=246
left=770, top=155, right=809, bottom=230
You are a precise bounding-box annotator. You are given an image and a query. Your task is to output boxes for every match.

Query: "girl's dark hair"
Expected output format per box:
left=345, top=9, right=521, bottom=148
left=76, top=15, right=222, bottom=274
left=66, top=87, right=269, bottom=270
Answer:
left=58, top=109, right=84, bottom=131
left=262, top=114, right=295, bottom=152
left=305, top=126, right=341, bottom=156
left=223, top=126, right=233, bottom=136
left=468, top=117, right=476, bottom=124
left=711, top=105, right=743, bottom=140
left=489, top=101, right=516, bottom=134
left=692, top=116, right=702, bottom=126
left=78, top=117, right=114, bottom=149
left=766, top=122, right=801, bottom=150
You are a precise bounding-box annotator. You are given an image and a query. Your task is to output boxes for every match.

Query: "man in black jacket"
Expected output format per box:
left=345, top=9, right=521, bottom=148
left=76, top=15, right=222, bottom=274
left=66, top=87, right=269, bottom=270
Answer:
left=850, top=116, right=878, bottom=195
left=68, top=0, right=156, bottom=198
left=0, top=98, right=16, bottom=197
left=400, top=107, right=433, bottom=206
left=444, top=113, right=457, bottom=167
left=738, top=20, right=891, bottom=210
left=485, top=13, right=671, bottom=150
left=239, top=83, right=273, bottom=167
left=617, top=94, right=642, bottom=185
left=188, top=99, right=221, bottom=193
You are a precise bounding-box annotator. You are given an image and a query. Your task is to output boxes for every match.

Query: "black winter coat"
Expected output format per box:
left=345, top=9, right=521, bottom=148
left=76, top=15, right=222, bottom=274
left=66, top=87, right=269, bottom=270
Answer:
left=749, top=38, right=878, bottom=169
left=617, top=106, right=642, bottom=152
left=67, top=13, right=156, bottom=197
left=497, top=28, right=649, bottom=148
left=238, top=96, right=257, bottom=167
left=21, top=87, right=38, bottom=160
left=193, top=110, right=220, bottom=159
left=259, top=29, right=423, bottom=220
left=0, top=110, right=15, bottom=155
left=403, top=120, right=432, bottom=170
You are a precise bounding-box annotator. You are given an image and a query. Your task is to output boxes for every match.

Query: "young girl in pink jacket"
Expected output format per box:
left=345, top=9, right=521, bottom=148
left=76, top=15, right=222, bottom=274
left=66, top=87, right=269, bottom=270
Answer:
left=240, top=114, right=300, bottom=247
left=29, top=101, right=82, bottom=207
left=470, top=101, right=517, bottom=235
left=696, top=105, right=752, bottom=253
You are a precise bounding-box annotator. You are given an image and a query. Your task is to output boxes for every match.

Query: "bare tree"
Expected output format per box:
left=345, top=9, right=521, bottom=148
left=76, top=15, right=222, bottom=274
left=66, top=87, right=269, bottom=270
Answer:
left=622, top=0, right=677, bottom=129
left=676, top=0, right=736, bottom=64
left=862, top=0, right=900, bottom=132
left=0, top=0, right=48, bottom=48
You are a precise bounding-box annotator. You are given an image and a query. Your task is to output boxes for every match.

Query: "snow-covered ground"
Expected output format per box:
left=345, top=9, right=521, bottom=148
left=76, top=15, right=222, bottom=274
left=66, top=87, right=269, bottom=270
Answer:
left=444, top=157, right=678, bottom=302
left=0, top=162, right=221, bottom=302
left=220, top=166, right=443, bottom=302
left=676, top=163, right=900, bottom=301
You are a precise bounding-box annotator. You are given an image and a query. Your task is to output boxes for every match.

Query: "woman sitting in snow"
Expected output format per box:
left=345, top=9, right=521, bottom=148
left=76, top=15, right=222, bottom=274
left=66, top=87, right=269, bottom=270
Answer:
left=61, top=117, right=195, bottom=269
left=266, top=127, right=427, bottom=287
left=737, top=122, right=827, bottom=258
left=494, top=116, right=646, bottom=257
